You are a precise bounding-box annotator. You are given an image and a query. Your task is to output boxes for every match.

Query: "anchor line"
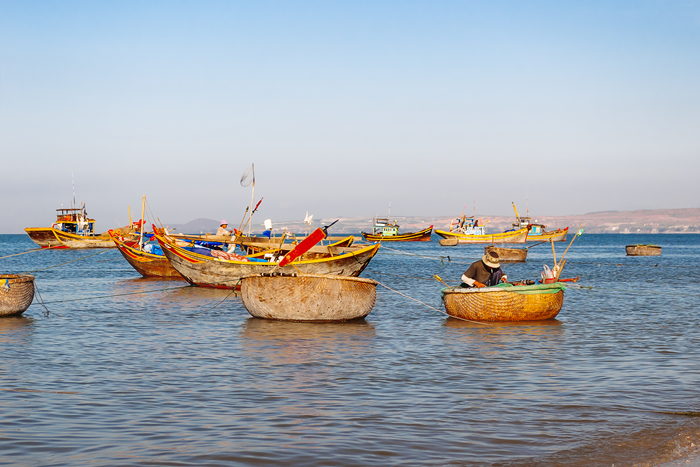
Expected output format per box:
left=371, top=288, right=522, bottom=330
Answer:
left=374, top=280, right=490, bottom=326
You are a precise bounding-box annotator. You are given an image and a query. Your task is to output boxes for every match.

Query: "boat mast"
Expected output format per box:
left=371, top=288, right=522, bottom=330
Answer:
left=139, top=195, right=146, bottom=249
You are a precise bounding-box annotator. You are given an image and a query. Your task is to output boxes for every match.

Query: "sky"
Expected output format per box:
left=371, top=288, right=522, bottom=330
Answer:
left=1, top=0, right=699, bottom=233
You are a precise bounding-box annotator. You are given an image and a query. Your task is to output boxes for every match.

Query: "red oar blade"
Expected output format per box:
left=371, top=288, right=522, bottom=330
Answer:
left=278, top=227, right=326, bottom=267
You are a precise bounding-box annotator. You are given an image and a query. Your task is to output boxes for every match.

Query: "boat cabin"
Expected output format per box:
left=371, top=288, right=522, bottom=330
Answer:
left=52, top=207, right=96, bottom=235
left=372, top=217, right=400, bottom=236
left=450, top=216, right=485, bottom=236
left=511, top=216, right=545, bottom=235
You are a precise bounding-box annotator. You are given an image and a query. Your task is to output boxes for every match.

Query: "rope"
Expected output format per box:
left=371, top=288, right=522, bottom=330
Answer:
left=21, top=249, right=109, bottom=274
left=39, top=284, right=191, bottom=304
left=374, top=280, right=490, bottom=326
left=33, top=281, right=52, bottom=317
left=0, top=248, right=47, bottom=260
left=367, top=271, right=441, bottom=281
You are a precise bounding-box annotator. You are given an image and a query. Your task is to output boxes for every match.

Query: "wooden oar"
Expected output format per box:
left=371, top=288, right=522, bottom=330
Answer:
left=278, top=227, right=326, bottom=268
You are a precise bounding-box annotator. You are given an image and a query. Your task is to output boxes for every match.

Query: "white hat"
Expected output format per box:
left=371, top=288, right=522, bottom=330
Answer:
left=220, top=220, right=228, bottom=226
left=482, top=251, right=500, bottom=268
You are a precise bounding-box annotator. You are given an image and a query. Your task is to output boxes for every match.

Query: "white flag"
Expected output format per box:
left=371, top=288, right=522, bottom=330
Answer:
left=240, top=164, right=255, bottom=187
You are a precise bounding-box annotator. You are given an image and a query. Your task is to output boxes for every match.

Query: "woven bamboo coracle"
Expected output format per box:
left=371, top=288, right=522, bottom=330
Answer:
left=240, top=273, right=377, bottom=322
left=0, top=274, right=35, bottom=316
left=442, top=286, right=564, bottom=322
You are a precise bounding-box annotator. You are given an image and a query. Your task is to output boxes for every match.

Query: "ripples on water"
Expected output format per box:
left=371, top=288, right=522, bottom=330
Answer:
left=1, top=234, right=699, bottom=466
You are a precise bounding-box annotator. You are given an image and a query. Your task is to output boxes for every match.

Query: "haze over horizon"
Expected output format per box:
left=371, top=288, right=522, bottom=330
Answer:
left=2, top=1, right=699, bottom=234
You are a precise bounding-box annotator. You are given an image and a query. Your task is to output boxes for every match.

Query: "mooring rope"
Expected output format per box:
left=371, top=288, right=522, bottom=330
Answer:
left=374, top=280, right=490, bottom=326
left=0, top=248, right=48, bottom=260
left=39, top=284, right=191, bottom=305
left=32, top=281, right=52, bottom=317
left=21, top=249, right=110, bottom=274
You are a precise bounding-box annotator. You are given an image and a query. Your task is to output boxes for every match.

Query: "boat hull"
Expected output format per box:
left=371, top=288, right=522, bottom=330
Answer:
left=24, top=228, right=64, bottom=248
left=361, top=226, right=433, bottom=242
left=155, top=233, right=380, bottom=289
left=626, top=245, right=661, bottom=256
left=240, top=274, right=377, bottom=321
left=25, top=227, right=128, bottom=248
left=442, top=284, right=564, bottom=322
left=484, top=246, right=527, bottom=262
left=0, top=275, right=35, bottom=316
left=435, top=228, right=529, bottom=244
left=109, top=231, right=182, bottom=278
left=526, top=227, right=568, bottom=242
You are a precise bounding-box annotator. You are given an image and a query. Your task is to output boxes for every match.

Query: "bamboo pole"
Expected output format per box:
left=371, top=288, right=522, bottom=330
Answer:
left=139, top=195, right=145, bottom=250
left=555, top=223, right=584, bottom=277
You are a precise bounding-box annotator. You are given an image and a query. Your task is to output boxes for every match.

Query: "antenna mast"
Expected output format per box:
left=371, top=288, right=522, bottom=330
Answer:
left=72, top=173, right=76, bottom=209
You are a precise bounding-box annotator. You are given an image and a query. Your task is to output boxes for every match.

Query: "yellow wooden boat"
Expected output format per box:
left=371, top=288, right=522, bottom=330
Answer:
left=435, top=227, right=529, bottom=244
left=154, top=231, right=381, bottom=289
left=25, top=205, right=134, bottom=248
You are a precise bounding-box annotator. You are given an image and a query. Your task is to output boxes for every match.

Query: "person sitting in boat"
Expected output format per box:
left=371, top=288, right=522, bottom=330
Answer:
left=460, top=251, right=507, bottom=288
left=216, top=220, right=232, bottom=236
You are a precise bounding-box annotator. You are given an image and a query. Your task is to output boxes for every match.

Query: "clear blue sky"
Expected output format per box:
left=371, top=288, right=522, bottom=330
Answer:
left=1, top=0, right=698, bottom=233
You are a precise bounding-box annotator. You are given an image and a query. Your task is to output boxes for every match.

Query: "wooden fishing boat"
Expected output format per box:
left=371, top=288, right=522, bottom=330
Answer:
left=436, top=213, right=528, bottom=244
left=442, top=283, right=566, bottom=322
left=154, top=231, right=381, bottom=289
left=626, top=244, right=662, bottom=256
left=439, top=238, right=459, bottom=246
left=108, top=230, right=182, bottom=278
left=361, top=217, right=433, bottom=242
left=240, top=273, right=378, bottom=321
left=240, top=235, right=356, bottom=255
left=435, top=227, right=529, bottom=244
left=484, top=245, right=528, bottom=262
left=0, top=274, right=35, bottom=316
left=25, top=205, right=135, bottom=248
left=510, top=203, right=568, bottom=242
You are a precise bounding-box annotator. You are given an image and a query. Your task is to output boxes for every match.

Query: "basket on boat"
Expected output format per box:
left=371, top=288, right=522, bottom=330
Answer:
left=626, top=244, right=661, bottom=256
left=0, top=274, right=35, bottom=317
left=240, top=273, right=378, bottom=322
left=441, top=283, right=565, bottom=322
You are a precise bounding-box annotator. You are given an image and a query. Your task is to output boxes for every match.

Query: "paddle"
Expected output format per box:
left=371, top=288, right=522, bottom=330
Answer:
left=278, top=227, right=326, bottom=268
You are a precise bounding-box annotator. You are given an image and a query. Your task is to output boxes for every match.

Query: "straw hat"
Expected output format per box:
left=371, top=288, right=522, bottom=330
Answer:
left=220, top=220, right=228, bottom=226
left=482, top=251, right=500, bottom=268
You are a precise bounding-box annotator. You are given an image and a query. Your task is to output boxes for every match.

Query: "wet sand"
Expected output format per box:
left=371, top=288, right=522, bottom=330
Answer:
left=657, top=444, right=700, bottom=467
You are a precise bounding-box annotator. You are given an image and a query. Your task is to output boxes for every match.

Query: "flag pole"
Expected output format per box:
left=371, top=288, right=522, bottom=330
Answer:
left=247, top=164, right=255, bottom=236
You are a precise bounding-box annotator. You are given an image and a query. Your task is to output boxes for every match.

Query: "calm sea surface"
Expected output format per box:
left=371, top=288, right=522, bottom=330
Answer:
left=1, top=233, right=699, bottom=466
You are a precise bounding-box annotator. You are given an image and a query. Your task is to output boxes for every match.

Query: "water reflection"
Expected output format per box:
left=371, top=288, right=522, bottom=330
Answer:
left=240, top=318, right=376, bottom=364
left=443, top=317, right=564, bottom=329
left=0, top=315, right=35, bottom=343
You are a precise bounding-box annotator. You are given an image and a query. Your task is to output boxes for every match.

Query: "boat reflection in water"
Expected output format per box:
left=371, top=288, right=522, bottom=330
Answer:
left=239, top=318, right=376, bottom=365
left=0, top=315, right=36, bottom=347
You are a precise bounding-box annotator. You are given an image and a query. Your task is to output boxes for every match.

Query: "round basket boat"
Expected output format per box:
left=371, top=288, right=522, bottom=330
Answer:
left=439, top=238, right=459, bottom=247
left=626, top=244, right=661, bottom=256
left=240, top=273, right=378, bottom=322
left=0, top=274, right=35, bottom=317
left=484, top=245, right=527, bottom=262
left=441, top=283, right=565, bottom=322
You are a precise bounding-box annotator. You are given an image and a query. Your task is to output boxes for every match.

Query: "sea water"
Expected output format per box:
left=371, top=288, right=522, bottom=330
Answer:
left=1, top=233, right=698, bottom=466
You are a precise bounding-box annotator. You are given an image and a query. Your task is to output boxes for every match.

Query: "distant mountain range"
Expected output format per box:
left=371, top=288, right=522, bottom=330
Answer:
left=166, top=208, right=700, bottom=235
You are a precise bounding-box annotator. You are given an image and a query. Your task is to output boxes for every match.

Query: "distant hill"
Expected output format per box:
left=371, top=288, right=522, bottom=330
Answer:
left=165, top=208, right=700, bottom=235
